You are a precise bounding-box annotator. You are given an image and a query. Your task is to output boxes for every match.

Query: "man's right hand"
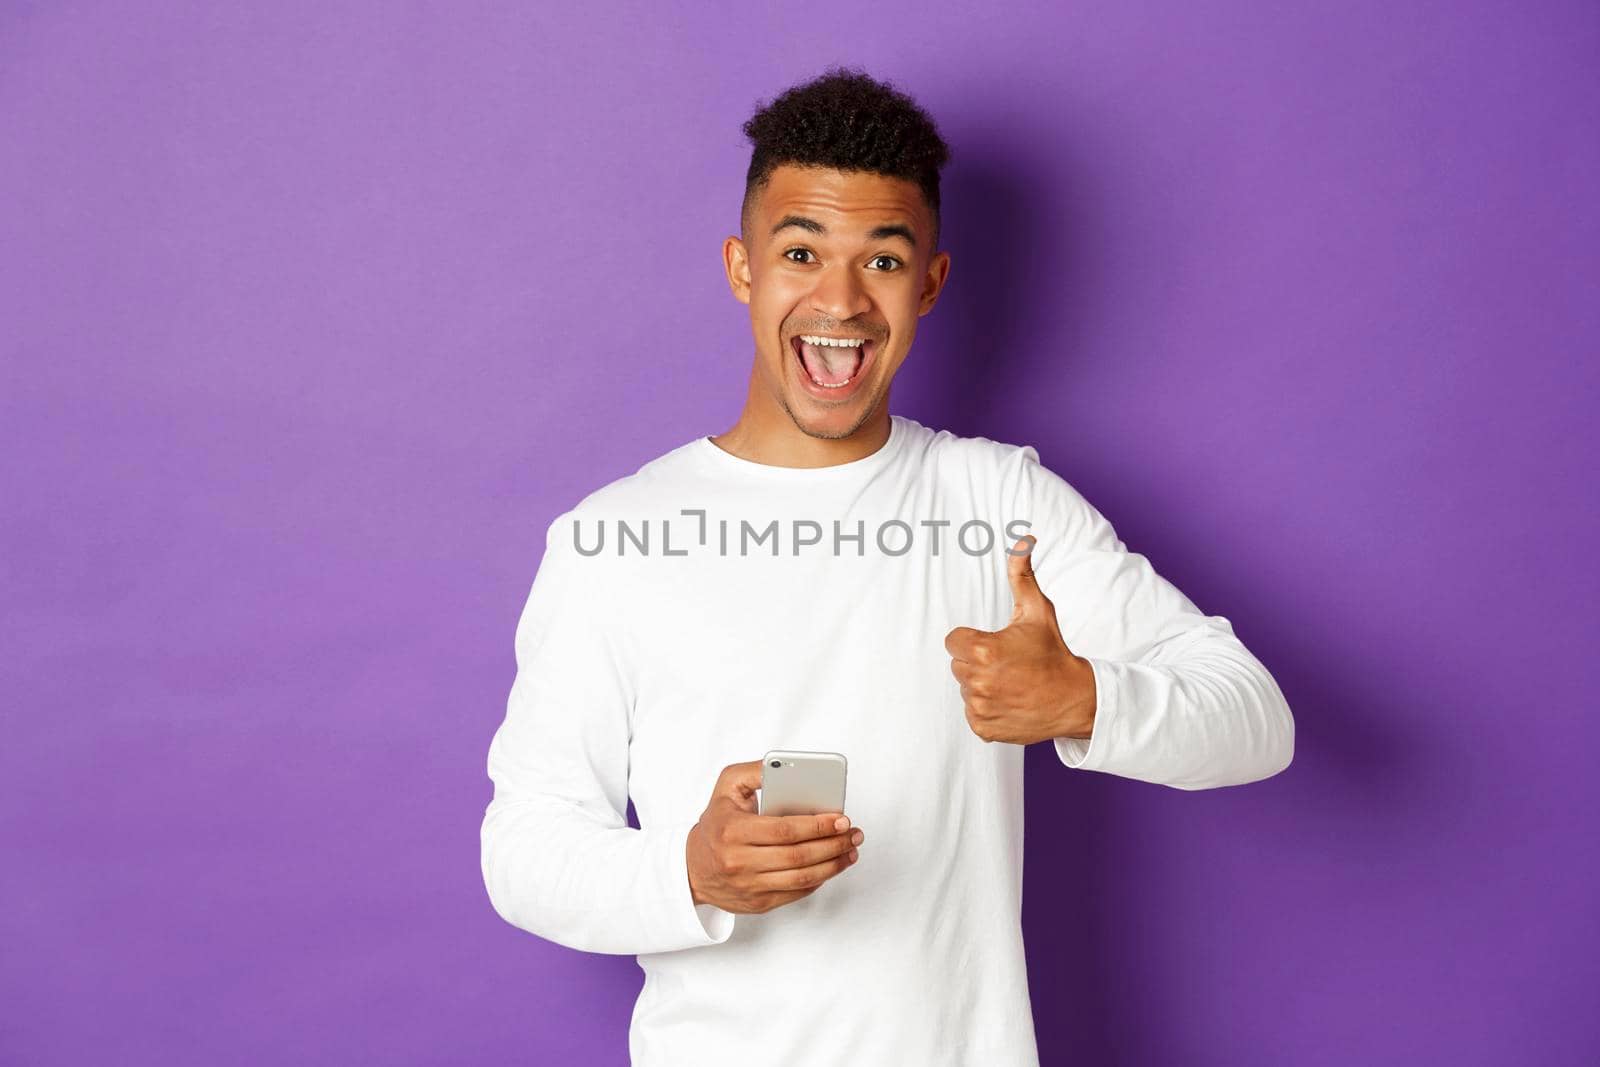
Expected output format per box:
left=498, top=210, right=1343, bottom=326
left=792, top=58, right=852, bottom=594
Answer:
left=685, top=760, right=864, bottom=914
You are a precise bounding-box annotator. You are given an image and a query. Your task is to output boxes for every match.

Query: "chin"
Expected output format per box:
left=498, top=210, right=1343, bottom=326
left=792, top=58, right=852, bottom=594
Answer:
left=786, top=393, right=877, bottom=441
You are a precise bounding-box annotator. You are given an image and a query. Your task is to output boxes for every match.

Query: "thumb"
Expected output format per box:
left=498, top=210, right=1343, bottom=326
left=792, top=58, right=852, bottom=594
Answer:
left=1005, top=534, right=1048, bottom=623
left=716, top=760, right=765, bottom=812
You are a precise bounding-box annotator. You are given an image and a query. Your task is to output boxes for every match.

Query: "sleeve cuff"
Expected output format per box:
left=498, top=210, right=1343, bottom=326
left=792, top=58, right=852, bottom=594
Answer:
left=664, top=821, right=736, bottom=947
left=1055, top=655, right=1116, bottom=772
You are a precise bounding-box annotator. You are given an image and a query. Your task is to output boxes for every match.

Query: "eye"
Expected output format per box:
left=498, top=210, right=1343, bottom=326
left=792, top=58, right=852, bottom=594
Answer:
left=783, top=248, right=816, bottom=264
left=869, top=255, right=903, bottom=271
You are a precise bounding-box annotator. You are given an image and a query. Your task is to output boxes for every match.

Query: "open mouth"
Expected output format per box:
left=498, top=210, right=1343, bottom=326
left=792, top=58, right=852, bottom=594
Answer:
left=791, top=334, right=876, bottom=390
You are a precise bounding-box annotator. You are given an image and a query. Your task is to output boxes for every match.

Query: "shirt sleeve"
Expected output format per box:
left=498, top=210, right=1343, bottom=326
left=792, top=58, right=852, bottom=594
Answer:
left=479, top=510, right=737, bottom=953
left=1019, top=449, right=1295, bottom=790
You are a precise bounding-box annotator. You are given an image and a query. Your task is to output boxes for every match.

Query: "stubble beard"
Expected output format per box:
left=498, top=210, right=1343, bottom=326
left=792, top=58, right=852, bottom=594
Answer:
left=779, top=386, right=880, bottom=441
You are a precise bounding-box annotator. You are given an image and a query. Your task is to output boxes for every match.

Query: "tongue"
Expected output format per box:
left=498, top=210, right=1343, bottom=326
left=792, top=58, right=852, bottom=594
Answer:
left=799, top=341, right=861, bottom=386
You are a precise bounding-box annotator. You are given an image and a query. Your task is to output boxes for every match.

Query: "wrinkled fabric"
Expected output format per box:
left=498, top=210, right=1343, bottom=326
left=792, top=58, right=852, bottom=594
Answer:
left=480, top=415, right=1294, bottom=1066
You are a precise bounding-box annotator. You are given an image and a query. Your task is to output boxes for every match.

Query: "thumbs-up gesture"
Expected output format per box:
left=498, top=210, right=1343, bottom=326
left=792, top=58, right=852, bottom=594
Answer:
left=943, top=535, right=1098, bottom=745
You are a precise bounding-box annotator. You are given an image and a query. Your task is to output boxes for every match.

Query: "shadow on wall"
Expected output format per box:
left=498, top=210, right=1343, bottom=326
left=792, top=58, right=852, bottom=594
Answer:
left=897, top=124, right=1097, bottom=443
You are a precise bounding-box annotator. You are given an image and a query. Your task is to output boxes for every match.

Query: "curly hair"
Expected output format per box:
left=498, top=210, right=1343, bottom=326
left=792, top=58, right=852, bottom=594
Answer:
left=740, top=66, right=951, bottom=249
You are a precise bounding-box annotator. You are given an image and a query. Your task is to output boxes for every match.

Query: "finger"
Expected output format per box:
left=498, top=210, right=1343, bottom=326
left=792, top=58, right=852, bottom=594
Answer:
left=1005, top=534, right=1047, bottom=622
left=715, top=760, right=766, bottom=812
left=716, top=760, right=764, bottom=794
left=752, top=845, right=859, bottom=893
left=736, top=810, right=854, bottom=845
left=963, top=701, right=995, bottom=742
left=758, top=886, right=822, bottom=911
left=741, top=825, right=864, bottom=873
left=944, top=626, right=989, bottom=661
left=949, top=657, right=977, bottom=685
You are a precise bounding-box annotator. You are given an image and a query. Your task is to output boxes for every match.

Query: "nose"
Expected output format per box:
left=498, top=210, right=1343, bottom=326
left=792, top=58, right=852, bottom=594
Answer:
left=808, top=262, right=872, bottom=325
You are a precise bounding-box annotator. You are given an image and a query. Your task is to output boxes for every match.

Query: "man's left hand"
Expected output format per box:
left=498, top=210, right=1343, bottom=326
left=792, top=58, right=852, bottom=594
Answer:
left=944, top=535, right=1097, bottom=745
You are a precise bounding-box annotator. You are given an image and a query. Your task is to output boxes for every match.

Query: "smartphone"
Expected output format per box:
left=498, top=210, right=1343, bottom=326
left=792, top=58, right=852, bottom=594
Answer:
left=758, top=750, right=848, bottom=817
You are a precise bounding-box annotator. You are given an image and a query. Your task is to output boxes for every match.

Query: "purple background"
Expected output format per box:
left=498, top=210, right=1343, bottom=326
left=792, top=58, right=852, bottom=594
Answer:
left=3, top=2, right=1596, bottom=1064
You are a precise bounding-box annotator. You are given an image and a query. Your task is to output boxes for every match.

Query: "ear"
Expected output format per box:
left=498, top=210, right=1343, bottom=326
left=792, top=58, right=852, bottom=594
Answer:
left=722, top=235, right=751, bottom=305
left=918, top=248, right=951, bottom=316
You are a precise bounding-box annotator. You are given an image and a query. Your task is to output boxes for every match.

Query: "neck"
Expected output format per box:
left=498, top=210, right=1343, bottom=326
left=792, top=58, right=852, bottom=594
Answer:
left=710, top=373, right=892, bottom=469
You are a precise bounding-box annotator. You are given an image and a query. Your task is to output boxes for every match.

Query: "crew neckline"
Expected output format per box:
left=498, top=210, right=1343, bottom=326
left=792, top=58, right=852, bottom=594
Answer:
left=694, top=415, right=907, bottom=479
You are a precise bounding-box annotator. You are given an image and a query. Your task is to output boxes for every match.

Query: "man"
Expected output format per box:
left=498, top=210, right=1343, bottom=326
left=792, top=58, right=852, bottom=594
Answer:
left=480, top=66, right=1294, bottom=1066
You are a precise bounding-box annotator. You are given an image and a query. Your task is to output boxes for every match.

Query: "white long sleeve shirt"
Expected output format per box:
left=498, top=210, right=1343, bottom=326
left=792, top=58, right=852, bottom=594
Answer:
left=480, top=415, right=1294, bottom=1066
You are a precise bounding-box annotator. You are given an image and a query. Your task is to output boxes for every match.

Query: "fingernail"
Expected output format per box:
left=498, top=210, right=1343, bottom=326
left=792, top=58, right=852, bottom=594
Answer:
left=834, top=817, right=849, bottom=831
left=848, top=848, right=859, bottom=862
left=851, top=829, right=864, bottom=845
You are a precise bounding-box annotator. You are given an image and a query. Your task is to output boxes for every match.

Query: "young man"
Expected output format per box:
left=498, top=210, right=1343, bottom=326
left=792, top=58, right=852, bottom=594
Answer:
left=480, top=67, right=1294, bottom=1066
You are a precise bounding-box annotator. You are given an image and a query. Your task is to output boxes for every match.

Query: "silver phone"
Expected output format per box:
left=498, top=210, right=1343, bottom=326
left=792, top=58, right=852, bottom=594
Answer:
left=758, top=750, right=848, bottom=817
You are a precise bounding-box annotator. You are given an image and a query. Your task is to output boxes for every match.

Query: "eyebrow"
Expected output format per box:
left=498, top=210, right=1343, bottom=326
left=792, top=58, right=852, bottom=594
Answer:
left=770, top=214, right=918, bottom=249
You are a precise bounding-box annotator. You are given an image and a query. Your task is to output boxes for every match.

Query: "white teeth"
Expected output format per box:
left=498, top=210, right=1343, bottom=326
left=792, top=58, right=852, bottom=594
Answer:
left=796, top=334, right=868, bottom=388
left=799, top=335, right=867, bottom=348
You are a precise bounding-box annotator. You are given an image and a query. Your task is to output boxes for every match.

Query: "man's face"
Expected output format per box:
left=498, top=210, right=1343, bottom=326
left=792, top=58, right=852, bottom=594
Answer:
left=723, top=164, right=951, bottom=440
